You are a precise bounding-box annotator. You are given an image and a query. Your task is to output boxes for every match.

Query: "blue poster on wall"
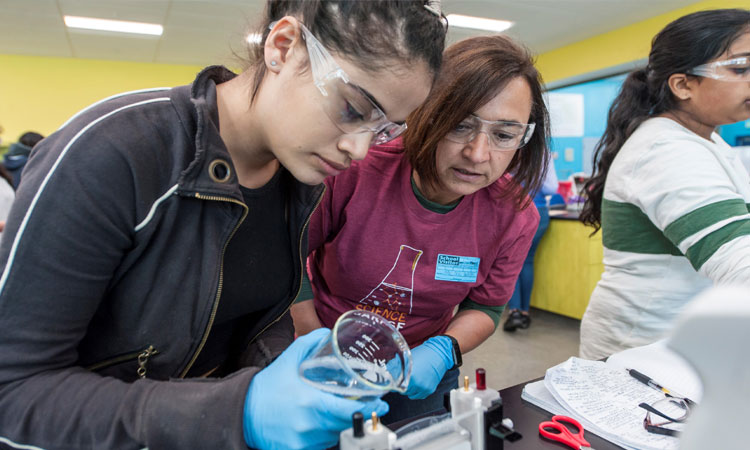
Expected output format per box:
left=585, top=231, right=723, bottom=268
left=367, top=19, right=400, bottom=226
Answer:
left=546, top=74, right=626, bottom=180
left=546, top=73, right=747, bottom=180
left=718, top=120, right=750, bottom=146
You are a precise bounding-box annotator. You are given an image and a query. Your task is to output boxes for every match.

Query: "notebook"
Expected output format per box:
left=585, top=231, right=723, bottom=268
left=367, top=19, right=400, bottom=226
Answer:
left=522, top=340, right=701, bottom=450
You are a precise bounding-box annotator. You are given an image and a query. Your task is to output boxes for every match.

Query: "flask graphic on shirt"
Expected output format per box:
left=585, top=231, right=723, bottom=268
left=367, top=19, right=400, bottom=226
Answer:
left=359, top=245, right=423, bottom=314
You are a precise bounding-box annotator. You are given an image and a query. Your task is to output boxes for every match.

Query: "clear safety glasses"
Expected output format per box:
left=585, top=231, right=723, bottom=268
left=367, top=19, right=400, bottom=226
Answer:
left=688, top=56, right=750, bottom=82
left=444, top=114, right=536, bottom=151
left=295, top=23, right=407, bottom=145
left=638, top=397, right=691, bottom=437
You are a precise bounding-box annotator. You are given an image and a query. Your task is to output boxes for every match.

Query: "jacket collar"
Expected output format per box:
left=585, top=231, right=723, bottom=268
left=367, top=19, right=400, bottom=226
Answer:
left=173, top=66, right=324, bottom=209
left=175, top=66, right=243, bottom=200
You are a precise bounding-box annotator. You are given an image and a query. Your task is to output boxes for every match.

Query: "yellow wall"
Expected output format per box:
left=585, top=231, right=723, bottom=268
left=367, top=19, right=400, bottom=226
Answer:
left=537, top=0, right=748, bottom=83
left=531, top=218, right=604, bottom=319
left=0, top=54, right=202, bottom=143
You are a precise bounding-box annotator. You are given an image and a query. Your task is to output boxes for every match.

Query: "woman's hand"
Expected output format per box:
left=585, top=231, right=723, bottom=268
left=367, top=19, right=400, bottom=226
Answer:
left=243, top=328, right=389, bottom=449
left=405, top=336, right=454, bottom=399
left=290, top=299, right=324, bottom=336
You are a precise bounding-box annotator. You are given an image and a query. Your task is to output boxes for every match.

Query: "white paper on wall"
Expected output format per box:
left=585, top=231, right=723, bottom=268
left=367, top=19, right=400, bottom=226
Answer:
left=545, top=92, right=584, bottom=137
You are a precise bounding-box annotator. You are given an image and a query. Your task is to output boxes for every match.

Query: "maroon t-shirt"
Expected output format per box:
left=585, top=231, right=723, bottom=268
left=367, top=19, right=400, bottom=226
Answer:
left=307, top=140, right=539, bottom=346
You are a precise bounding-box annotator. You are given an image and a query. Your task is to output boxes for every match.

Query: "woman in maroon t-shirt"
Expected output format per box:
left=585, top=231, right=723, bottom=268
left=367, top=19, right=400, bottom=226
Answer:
left=293, top=34, right=551, bottom=423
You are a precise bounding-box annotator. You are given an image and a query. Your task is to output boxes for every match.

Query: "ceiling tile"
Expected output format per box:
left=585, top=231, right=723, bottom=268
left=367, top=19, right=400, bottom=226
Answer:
left=0, top=0, right=704, bottom=65
left=67, top=29, right=159, bottom=62
left=156, top=29, right=241, bottom=66
left=57, top=0, right=170, bottom=23
left=0, top=0, right=71, bottom=57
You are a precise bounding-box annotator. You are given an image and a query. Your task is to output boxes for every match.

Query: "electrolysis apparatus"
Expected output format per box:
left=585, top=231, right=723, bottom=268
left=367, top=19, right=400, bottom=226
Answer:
left=339, top=369, right=522, bottom=450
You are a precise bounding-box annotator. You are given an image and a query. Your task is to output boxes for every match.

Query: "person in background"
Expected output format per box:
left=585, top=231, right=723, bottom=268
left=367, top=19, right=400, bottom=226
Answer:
left=3, top=131, right=43, bottom=188
left=292, top=34, right=550, bottom=423
left=503, top=156, right=557, bottom=331
left=0, top=1, right=446, bottom=449
left=0, top=125, right=12, bottom=232
left=0, top=164, right=14, bottom=231
left=579, top=8, right=750, bottom=360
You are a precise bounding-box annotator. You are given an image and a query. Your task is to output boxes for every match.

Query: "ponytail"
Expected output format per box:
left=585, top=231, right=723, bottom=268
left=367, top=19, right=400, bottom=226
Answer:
left=580, top=68, right=652, bottom=231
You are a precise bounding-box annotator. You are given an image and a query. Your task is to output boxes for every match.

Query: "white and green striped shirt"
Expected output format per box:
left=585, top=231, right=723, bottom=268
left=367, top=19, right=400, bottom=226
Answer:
left=580, top=117, right=750, bottom=359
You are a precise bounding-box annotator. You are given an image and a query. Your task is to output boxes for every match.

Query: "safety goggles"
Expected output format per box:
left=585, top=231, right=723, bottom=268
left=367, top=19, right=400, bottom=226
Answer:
left=288, top=22, right=406, bottom=145
left=444, top=114, right=535, bottom=151
left=638, top=397, right=691, bottom=437
left=687, top=56, right=750, bottom=82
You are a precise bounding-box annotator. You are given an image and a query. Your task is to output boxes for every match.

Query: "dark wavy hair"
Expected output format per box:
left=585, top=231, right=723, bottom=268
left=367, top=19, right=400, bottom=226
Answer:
left=247, top=0, right=447, bottom=102
left=580, top=8, right=750, bottom=231
left=403, top=34, right=550, bottom=209
left=18, top=131, right=44, bottom=148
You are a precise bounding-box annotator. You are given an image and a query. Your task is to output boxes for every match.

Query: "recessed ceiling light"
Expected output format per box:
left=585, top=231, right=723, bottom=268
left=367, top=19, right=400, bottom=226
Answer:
left=246, top=33, right=262, bottom=45
left=63, top=15, right=163, bottom=36
left=446, top=14, right=514, bottom=33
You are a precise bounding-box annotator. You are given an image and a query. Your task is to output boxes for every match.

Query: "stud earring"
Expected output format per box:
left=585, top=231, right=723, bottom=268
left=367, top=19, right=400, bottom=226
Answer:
left=270, top=61, right=277, bottom=66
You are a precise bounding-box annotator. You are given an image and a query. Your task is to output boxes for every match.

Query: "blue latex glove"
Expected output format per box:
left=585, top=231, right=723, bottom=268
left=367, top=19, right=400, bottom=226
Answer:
left=243, top=328, right=389, bottom=450
left=405, top=335, right=455, bottom=400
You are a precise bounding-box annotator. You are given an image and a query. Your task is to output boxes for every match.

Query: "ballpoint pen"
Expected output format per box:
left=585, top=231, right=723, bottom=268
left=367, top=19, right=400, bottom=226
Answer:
left=627, top=369, right=696, bottom=405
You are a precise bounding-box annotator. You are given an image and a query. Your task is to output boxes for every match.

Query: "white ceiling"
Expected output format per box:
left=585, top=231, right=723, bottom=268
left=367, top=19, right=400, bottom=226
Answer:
left=0, top=0, right=701, bottom=66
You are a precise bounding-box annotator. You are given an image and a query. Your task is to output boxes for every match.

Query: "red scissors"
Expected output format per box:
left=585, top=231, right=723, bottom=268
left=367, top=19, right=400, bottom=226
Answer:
left=538, top=415, right=595, bottom=450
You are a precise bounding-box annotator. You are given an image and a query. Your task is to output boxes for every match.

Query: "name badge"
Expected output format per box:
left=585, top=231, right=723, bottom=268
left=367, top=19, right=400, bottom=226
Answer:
left=435, top=254, right=480, bottom=283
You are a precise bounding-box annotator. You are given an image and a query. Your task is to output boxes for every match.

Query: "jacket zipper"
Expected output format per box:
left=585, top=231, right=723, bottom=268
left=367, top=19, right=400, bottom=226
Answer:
left=179, top=193, right=248, bottom=378
left=136, top=345, right=159, bottom=378
left=86, top=345, right=159, bottom=379
left=245, top=185, right=326, bottom=348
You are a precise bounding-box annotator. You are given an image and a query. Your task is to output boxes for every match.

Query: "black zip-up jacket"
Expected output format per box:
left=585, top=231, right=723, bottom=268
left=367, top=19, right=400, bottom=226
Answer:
left=0, top=66, right=324, bottom=449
